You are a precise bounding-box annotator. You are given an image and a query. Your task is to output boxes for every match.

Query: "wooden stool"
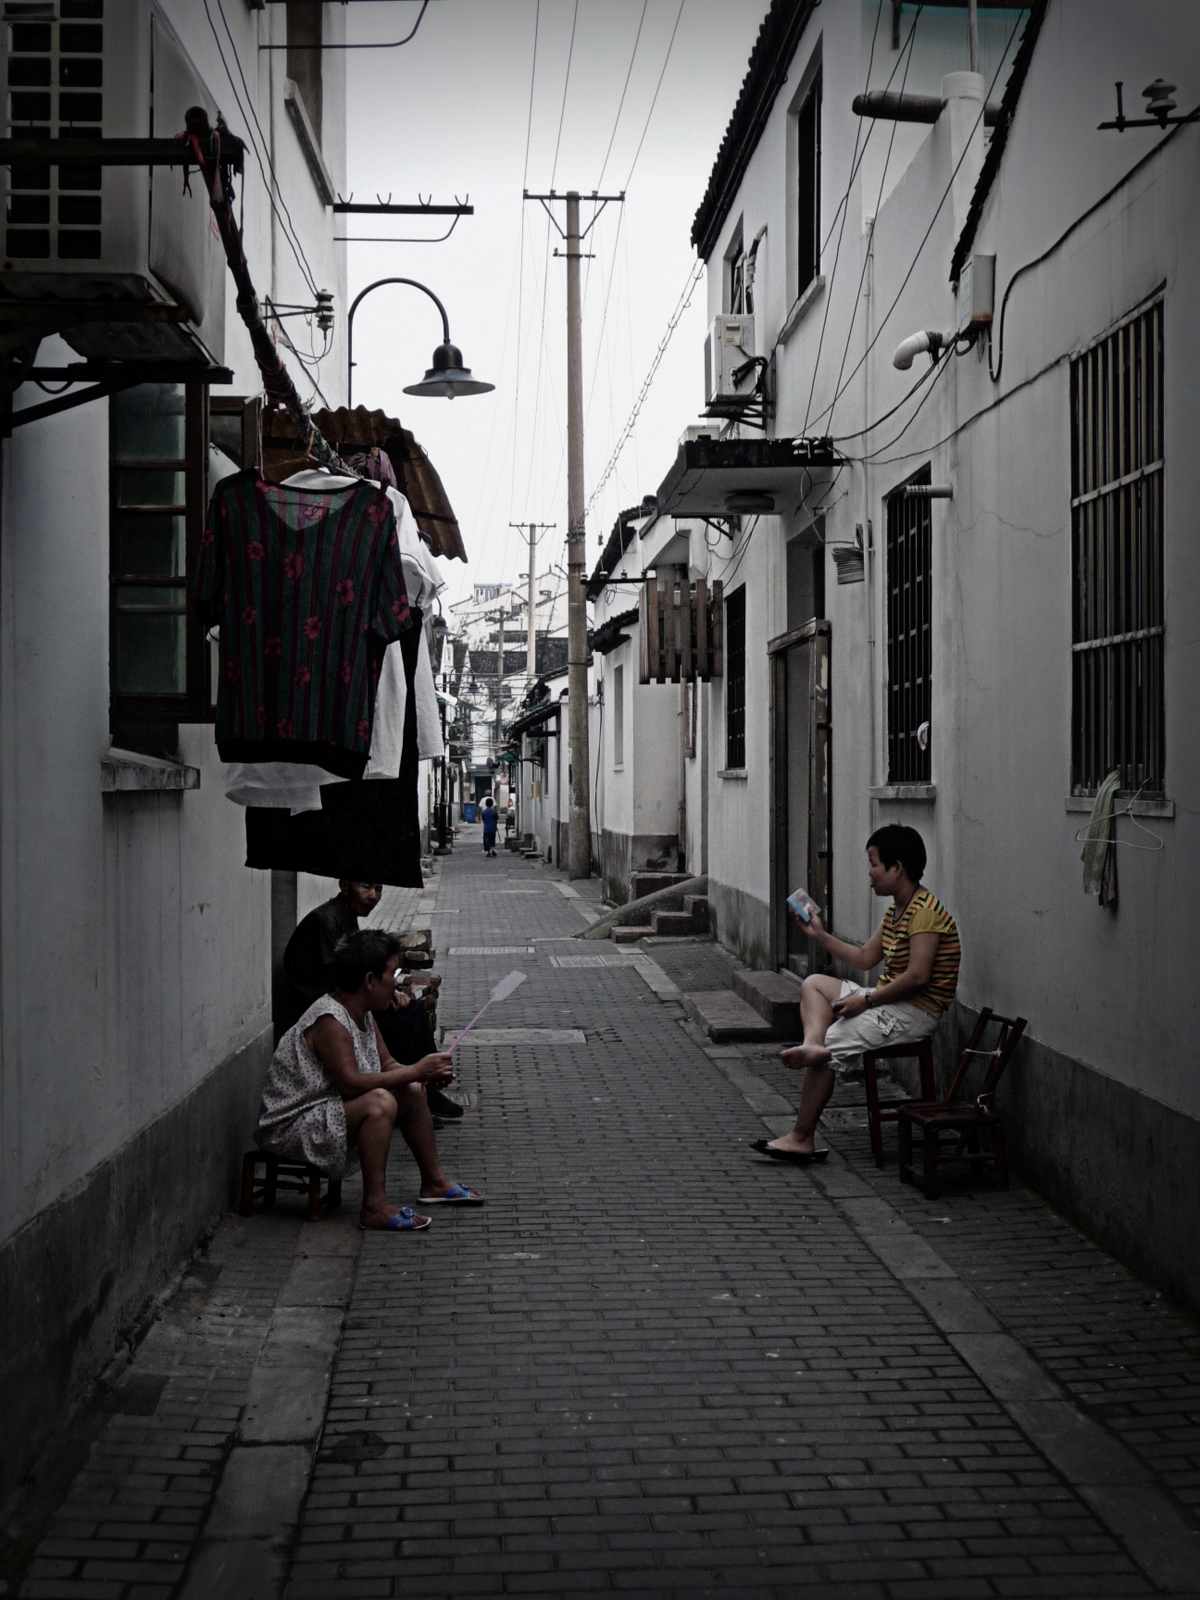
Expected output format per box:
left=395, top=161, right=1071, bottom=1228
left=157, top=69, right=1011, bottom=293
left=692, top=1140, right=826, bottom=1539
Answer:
left=861, top=1037, right=936, bottom=1168
left=239, top=1151, right=342, bottom=1222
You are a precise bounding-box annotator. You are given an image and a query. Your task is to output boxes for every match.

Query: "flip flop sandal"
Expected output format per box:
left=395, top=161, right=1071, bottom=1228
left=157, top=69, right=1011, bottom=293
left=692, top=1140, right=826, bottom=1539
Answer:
left=750, top=1138, right=829, bottom=1165
left=361, top=1206, right=431, bottom=1232
left=421, top=1183, right=485, bottom=1205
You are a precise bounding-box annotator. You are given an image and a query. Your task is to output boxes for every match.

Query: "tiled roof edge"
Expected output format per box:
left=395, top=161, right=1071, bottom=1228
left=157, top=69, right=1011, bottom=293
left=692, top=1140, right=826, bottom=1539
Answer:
left=949, top=0, right=1050, bottom=283
left=691, top=0, right=817, bottom=261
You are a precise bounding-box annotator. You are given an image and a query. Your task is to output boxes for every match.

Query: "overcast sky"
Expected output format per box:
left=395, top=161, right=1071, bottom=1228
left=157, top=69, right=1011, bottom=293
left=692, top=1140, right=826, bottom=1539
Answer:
left=342, top=0, right=768, bottom=609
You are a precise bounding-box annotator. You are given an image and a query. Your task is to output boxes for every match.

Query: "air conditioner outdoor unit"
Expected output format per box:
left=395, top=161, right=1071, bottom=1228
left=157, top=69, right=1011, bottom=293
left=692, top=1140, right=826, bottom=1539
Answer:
left=704, top=312, right=755, bottom=411
left=2, top=0, right=226, bottom=366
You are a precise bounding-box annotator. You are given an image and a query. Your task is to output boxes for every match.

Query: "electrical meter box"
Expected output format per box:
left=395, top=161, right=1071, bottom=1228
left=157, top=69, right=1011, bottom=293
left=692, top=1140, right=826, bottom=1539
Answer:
left=1, top=0, right=226, bottom=365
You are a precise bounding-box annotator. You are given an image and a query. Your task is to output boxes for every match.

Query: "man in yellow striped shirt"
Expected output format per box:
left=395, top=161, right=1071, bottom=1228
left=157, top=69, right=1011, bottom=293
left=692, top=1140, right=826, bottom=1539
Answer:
left=754, top=824, right=960, bottom=1164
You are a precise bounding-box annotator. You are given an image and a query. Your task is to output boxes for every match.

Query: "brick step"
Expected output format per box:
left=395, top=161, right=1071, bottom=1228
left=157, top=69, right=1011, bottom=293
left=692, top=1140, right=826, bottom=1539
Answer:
left=683, top=895, right=708, bottom=919
left=650, top=909, right=707, bottom=936
left=680, top=990, right=776, bottom=1043
left=732, top=967, right=805, bottom=1036
left=630, top=871, right=689, bottom=901
left=610, top=926, right=644, bottom=944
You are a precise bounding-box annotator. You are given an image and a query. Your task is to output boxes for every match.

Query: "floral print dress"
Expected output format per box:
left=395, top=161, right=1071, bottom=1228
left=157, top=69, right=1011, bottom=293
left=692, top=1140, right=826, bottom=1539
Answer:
left=256, top=997, right=382, bottom=1177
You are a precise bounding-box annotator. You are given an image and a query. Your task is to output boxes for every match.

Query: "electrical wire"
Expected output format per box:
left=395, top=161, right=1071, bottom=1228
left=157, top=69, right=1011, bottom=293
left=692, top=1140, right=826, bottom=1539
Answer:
left=596, top=0, right=648, bottom=192
left=213, top=0, right=320, bottom=295
left=585, top=256, right=704, bottom=517
left=807, top=6, right=1025, bottom=433
left=624, top=0, right=685, bottom=190
left=801, top=0, right=886, bottom=434
left=207, top=0, right=320, bottom=297
left=550, top=0, right=580, bottom=191
left=258, top=0, right=430, bottom=52
left=856, top=346, right=953, bottom=461
left=825, top=6, right=920, bottom=436
left=509, top=0, right=541, bottom=524
left=828, top=344, right=947, bottom=442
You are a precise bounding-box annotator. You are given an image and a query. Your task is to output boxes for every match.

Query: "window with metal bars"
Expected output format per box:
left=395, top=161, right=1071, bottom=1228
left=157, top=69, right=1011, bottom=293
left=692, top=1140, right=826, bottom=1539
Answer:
left=725, top=586, right=746, bottom=769
left=1070, top=297, right=1164, bottom=795
left=885, top=466, right=932, bottom=783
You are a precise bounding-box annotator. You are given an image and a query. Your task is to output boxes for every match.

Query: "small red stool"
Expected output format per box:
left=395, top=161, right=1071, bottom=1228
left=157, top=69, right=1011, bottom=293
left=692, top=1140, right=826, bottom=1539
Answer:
left=239, top=1151, right=342, bottom=1222
left=861, top=1037, right=936, bottom=1168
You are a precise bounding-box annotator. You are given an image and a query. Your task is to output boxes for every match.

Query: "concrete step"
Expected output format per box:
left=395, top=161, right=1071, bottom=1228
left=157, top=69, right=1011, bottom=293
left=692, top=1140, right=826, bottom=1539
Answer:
left=631, top=871, right=689, bottom=901
left=650, top=909, right=706, bottom=936
left=683, top=895, right=709, bottom=921
left=521, top=849, right=541, bottom=859
left=732, top=967, right=805, bottom=1036
left=610, top=926, right=644, bottom=944
left=681, top=990, right=776, bottom=1043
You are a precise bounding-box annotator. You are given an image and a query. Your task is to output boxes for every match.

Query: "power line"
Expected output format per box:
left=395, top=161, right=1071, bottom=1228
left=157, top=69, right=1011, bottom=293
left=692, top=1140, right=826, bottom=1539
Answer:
left=597, top=0, right=648, bottom=191
left=208, top=0, right=320, bottom=298
left=624, top=0, right=685, bottom=189
left=808, top=6, right=1026, bottom=433
left=585, top=255, right=704, bottom=518
left=550, top=0, right=580, bottom=191
left=825, top=5, right=921, bottom=435
left=801, top=0, right=887, bottom=434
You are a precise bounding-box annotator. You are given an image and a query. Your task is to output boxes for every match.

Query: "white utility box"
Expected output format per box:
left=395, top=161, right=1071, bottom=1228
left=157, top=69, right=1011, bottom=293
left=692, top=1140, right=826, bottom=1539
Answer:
left=958, top=253, right=995, bottom=332
left=2, top=0, right=225, bottom=365
left=704, top=313, right=755, bottom=409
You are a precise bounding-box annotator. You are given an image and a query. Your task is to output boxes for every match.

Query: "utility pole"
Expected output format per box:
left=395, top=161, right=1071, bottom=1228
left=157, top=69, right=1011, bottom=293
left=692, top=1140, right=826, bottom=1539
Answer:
left=509, top=521, right=556, bottom=679
left=493, top=605, right=506, bottom=758
left=523, top=187, right=623, bottom=878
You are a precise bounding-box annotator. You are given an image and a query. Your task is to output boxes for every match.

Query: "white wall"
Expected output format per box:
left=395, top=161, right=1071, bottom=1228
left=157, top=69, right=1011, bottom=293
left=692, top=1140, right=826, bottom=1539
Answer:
left=0, top=0, right=350, bottom=1243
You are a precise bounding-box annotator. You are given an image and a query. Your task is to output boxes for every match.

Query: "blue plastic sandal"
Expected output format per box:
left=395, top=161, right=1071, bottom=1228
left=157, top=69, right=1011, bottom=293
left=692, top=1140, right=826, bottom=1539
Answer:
left=381, top=1206, right=430, bottom=1231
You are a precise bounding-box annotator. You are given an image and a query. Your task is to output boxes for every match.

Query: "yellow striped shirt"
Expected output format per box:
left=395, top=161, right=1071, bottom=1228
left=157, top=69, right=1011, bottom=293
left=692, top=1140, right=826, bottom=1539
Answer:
left=877, top=887, right=960, bottom=1018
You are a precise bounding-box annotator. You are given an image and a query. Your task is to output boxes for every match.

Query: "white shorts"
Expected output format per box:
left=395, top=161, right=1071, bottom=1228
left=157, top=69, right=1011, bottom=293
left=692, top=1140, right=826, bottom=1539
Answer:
left=824, top=980, right=939, bottom=1077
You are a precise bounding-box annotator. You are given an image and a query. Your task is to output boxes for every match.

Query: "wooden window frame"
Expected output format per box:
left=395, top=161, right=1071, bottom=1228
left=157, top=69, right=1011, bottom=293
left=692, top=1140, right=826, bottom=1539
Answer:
left=110, top=389, right=260, bottom=727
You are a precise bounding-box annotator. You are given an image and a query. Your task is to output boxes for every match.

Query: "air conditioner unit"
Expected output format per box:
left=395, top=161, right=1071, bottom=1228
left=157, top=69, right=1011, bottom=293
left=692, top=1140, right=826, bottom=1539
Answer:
left=704, top=313, right=755, bottom=410
left=1, top=0, right=226, bottom=366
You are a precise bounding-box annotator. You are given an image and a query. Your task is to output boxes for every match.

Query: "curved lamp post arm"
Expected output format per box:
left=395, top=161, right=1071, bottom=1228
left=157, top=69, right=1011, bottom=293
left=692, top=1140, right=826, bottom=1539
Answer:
left=347, top=276, right=452, bottom=407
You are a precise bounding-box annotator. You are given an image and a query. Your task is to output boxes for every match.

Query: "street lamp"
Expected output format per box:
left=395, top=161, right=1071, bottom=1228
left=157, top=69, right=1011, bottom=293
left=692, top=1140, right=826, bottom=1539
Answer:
left=346, top=276, right=495, bottom=407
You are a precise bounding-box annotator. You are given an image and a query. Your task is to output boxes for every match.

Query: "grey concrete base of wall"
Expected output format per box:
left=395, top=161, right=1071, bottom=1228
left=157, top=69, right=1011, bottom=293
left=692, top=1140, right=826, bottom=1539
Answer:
left=594, top=830, right=681, bottom=906
left=938, top=1003, right=1200, bottom=1319
left=707, top=877, right=772, bottom=972
left=0, top=1026, right=273, bottom=1502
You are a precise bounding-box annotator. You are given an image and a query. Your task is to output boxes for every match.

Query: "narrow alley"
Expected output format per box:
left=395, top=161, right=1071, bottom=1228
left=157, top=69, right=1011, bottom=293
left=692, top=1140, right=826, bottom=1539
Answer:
left=10, top=840, right=1199, bottom=1600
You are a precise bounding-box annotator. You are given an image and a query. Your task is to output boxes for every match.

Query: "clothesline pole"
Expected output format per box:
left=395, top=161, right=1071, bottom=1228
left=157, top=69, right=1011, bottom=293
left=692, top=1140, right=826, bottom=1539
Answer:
left=179, top=106, right=356, bottom=478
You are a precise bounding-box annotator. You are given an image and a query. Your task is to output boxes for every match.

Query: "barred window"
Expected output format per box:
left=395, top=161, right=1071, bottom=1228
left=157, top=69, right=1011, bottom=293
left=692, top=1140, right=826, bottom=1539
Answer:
left=885, top=465, right=932, bottom=783
left=725, top=586, right=746, bottom=769
left=1070, top=298, right=1164, bottom=794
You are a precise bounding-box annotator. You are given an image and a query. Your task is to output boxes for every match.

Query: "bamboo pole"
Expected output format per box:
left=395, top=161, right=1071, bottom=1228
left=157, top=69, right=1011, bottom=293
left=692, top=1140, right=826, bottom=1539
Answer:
left=180, top=107, right=353, bottom=475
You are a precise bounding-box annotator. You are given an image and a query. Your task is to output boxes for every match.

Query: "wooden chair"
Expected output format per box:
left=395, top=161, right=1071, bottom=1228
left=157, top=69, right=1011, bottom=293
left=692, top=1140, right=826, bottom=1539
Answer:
left=862, top=1036, right=936, bottom=1168
left=897, top=1010, right=1028, bottom=1199
left=239, top=1151, right=342, bottom=1222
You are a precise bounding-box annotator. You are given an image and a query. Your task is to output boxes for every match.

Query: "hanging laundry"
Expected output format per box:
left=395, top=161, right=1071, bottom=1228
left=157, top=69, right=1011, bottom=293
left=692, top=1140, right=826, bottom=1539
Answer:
left=281, top=470, right=445, bottom=779
left=194, top=470, right=410, bottom=780
left=244, top=776, right=423, bottom=887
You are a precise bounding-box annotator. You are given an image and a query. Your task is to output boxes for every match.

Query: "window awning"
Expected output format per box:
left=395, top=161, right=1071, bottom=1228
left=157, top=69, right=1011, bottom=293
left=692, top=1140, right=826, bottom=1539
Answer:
left=654, top=434, right=838, bottom=519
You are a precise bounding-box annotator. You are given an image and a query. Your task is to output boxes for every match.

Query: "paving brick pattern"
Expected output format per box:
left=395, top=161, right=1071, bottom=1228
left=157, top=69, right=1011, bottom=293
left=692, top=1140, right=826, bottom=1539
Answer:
left=14, top=846, right=1196, bottom=1598
left=748, top=1049, right=1200, bottom=1521
left=282, top=848, right=1167, bottom=1598
left=17, top=1214, right=306, bottom=1599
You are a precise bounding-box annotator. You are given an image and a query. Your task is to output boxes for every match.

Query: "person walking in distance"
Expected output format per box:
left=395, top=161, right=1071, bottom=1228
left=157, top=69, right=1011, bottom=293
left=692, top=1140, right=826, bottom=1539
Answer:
left=481, top=795, right=499, bottom=858
left=753, top=824, right=960, bottom=1163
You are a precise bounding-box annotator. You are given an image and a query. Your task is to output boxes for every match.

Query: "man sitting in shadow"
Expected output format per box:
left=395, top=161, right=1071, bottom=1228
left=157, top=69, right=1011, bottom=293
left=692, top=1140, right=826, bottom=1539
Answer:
left=281, top=879, right=463, bottom=1122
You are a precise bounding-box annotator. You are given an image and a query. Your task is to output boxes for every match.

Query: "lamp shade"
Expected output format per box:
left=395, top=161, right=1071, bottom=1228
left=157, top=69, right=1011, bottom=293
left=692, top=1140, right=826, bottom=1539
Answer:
left=403, top=340, right=495, bottom=399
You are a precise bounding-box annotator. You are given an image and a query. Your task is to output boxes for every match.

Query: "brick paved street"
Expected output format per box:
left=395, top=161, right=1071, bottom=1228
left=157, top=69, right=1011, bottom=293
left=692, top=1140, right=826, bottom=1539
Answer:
left=11, top=840, right=1200, bottom=1598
